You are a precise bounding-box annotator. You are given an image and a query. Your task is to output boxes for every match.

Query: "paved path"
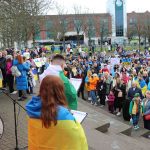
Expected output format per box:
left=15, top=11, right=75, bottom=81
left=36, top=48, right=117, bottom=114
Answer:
left=0, top=87, right=150, bottom=150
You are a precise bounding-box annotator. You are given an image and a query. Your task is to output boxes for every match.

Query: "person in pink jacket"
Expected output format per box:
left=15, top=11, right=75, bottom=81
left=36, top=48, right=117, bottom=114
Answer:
left=107, top=90, right=115, bottom=113
left=6, top=55, right=17, bottom=94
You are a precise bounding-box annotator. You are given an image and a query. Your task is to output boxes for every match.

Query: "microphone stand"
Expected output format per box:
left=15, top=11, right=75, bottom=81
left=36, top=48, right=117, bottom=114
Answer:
left=1, top=90, right=27, bottom=150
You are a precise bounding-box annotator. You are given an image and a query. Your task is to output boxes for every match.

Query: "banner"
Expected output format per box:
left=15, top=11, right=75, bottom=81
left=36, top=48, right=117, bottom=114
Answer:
left=33, top=58, right=43, bottom=67
left=33, top=58, right=46, bottom=67
left=70, top=78, right=82, bottom=91
left=32, top=69, right=38, bottom=81
left=122, top=58, right=132, bottom=66
left=110, top=58, right=120, bottom=66
left=23, top=52, right=30, bottom=59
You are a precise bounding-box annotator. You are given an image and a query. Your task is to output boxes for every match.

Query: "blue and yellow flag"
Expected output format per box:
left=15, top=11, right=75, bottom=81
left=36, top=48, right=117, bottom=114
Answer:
left=26, top=97, right=88, bottom=150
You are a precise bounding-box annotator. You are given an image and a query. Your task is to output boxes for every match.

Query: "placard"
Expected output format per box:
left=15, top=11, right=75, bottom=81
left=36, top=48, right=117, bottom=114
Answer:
left=110, top=58, right=120, bottom=66
left=70, top=110, right=88, bottom=123
left=122, top=58, right=132, bottom=66
left=70, top=78, right=82, bottom=91
left=23, top=52, right=30, bottom=59
left=33, top=58, right=43, bottom=67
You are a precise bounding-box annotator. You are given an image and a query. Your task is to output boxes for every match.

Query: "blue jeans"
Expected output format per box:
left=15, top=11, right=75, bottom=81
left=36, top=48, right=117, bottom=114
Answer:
left=132, top=113, right=140, bottom=126
left=90, top=90, right=97, bottom=103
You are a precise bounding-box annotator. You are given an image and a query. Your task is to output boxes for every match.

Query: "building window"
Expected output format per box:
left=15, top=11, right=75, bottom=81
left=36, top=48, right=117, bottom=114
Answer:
left=74, top=19, right=82, bottom=32
left=129, top=18, right=137, bottom=25
left=87, top=19, right=96, bottom=37
left=46, top=20, right=53, bottom=39
left=100, top=18, right=109, bottom=36
left=60, top=19, right=68, bottom=33
left=34, top=24, right=41, bottom=40
left=129, top=18, right=133, bottom=24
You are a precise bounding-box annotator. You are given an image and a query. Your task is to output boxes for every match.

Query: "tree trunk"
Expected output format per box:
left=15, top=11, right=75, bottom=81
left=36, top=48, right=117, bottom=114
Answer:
left=32, top=32, right=35, bottom=47
left=144, top=36, right=146, bottom=48
left=138, top=35, right=141, bottom=50
left=148, top=36, right=150, bottom=47
left=89, top=37, right=91, bottom=47
left=100, top=36, right=103, bottom=51
left=77, top=33, right=80, bottom=46
left=63, top=36, right=65, bottom=53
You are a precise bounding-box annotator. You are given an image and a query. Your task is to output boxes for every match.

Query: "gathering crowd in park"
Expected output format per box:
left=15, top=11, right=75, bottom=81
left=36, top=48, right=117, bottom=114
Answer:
left=0, top=45, right=150, bottom=149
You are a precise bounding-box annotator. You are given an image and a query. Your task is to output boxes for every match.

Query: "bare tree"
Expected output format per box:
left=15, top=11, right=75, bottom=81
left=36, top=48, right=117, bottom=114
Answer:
left=128, top=14, right=145, bottom=50
left=98, top=17, right=110, bottom=51
left=85, top=14, right=96, bottom=46
left=73, top=5, right=85, bottom=46
left=143, top=13, right=150, bottom=47
left=0, top=0, right=53, bottom=48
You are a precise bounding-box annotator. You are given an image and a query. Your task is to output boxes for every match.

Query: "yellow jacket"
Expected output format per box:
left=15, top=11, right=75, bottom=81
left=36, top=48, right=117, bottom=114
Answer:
left=89, top=76, right=99, bottom=91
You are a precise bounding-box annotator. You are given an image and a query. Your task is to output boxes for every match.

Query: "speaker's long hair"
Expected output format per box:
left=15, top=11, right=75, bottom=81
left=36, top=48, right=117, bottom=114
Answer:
left=39, top=75, right=67, bottom=128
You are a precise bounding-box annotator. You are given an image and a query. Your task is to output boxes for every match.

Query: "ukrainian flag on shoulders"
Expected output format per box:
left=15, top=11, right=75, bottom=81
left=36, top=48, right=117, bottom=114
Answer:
left=26, top=96, right=88, bottom=150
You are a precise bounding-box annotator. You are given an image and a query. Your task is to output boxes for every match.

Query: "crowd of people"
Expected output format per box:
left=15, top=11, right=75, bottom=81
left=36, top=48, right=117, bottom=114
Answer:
left=0, top=46, right=150, bottom=147
left=63, top=48, right=150, bottom=133
left=0, top=47, right=49, bottom=100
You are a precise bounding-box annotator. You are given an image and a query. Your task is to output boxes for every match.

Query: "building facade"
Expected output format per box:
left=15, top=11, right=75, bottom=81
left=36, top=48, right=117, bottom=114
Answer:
left=34, top=13, right=112, bottom=46
left=107, top=0, right=127, bottom=44
left=32, top=1, right=150, bottom=47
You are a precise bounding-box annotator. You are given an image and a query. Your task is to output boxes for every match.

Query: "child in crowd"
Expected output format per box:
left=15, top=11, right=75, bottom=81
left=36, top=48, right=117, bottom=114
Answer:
left=107, top=90, right=115, bottom=113
left=129, top=93, right=142, bottom=130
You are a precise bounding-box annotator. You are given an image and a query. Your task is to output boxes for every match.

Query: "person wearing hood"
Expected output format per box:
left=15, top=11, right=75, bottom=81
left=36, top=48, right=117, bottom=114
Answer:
left=26, top=75, right=88, bottom=150
left=39, top=54, right=78, bottom=110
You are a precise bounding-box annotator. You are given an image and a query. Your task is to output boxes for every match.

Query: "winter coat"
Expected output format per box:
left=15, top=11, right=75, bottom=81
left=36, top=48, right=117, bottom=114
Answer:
left=13, top=60, right=30, bottom=90
left=85, top=76, right=90, bottom=91
left=129, top=100, right=141, bottom=115
left=108, top=93, right=115, bottom=102
left=97, top=81, right=107, bottom=95
left=6, top=61, right=12, bottom=75
left=148, top=82, right=150, bottom=91
left=142, top=99, right=150, bottom=115
left=128, top=87, right=143, bottom=101
left=89, top=76, right=99, bottom=91
left=0, top=57, right=6, bottom=69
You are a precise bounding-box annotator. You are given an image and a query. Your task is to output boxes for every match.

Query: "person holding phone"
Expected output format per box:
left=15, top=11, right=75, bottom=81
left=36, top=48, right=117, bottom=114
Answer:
left=26, top=75, right=88, bottom=150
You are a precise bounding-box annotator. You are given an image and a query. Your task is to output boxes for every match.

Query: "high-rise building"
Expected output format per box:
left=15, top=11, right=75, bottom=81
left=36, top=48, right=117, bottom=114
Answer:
left=107, top=0, right=127, bottom=44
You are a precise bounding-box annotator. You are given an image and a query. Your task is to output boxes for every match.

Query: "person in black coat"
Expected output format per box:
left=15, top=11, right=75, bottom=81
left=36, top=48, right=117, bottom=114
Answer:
left=0, top=52, right=6, bottom=88
left=128, top=82, right=143, bottom=101
left=113, top=79, right=126, bottom=116
left=77, top=72, right=86, bottom=100
left=97, top=77, right=107, bottom=106
left=123, top=82, right=143, bottom=121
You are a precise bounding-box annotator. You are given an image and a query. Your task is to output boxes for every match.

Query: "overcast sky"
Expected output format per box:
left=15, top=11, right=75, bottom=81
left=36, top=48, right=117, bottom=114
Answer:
left=49, top=0, right=150, bottom=14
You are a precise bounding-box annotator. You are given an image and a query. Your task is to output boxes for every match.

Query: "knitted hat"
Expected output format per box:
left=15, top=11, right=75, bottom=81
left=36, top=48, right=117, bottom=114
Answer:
left=6, top=55, right=12, bottom=60
left=134, top=93, right=140, bottom=98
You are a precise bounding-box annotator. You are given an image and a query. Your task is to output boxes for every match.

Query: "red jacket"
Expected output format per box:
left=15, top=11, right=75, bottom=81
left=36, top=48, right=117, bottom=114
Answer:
left=108, top=93, right=115, bottom=102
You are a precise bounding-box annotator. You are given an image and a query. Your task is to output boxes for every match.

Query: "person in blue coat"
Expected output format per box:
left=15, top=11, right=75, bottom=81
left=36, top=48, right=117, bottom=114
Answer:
left=13, top=55, right=30, bottom=101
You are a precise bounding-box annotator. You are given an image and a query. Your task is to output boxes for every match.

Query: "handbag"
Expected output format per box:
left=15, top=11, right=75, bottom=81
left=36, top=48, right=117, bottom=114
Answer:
left=144, top=114, right=150, bottom=120
left=11, top=66, right=21, bottom=77
left=118, top=91, right=123, bottom=97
